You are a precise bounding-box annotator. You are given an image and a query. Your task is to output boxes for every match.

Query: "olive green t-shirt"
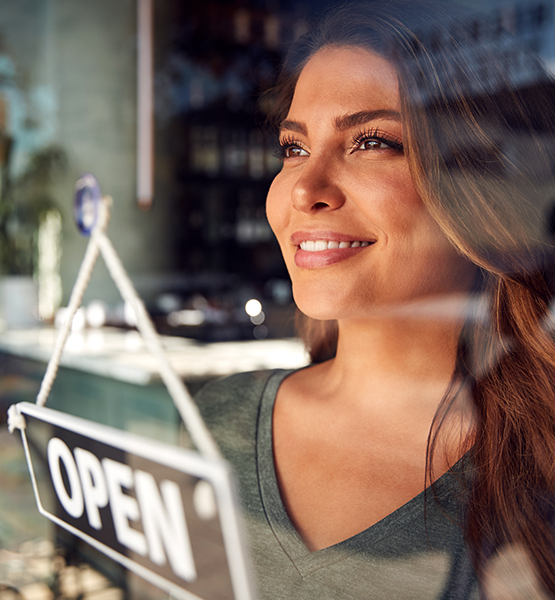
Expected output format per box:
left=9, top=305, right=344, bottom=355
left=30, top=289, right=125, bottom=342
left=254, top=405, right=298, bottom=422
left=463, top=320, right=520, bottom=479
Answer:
left=195, top=369, right=479, bottom=600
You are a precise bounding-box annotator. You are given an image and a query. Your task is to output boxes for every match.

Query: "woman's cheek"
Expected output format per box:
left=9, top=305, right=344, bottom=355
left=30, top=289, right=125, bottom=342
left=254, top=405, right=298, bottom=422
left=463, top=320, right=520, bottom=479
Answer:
left=266, top=175, right=290, bottom=245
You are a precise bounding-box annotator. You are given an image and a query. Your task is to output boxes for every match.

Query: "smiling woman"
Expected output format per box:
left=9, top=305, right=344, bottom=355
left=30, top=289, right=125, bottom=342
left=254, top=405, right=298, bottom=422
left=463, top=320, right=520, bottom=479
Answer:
left=195, top=1, right=555, bottom=598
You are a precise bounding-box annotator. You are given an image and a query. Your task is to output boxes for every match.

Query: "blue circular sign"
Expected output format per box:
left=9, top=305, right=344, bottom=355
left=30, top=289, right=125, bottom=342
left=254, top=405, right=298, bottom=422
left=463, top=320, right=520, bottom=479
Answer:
left=74, top=173, right=101, bottom=236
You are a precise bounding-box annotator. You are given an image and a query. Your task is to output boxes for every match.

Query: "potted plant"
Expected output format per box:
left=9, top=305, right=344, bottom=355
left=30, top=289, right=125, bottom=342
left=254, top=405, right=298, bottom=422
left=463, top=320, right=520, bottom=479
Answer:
left=0, top=144, right=67, bottom=327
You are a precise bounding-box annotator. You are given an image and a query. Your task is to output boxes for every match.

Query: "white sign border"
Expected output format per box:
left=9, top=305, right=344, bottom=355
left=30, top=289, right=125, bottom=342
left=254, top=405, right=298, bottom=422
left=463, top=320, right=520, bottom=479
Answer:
left=14, top=402, right=255, bottom=600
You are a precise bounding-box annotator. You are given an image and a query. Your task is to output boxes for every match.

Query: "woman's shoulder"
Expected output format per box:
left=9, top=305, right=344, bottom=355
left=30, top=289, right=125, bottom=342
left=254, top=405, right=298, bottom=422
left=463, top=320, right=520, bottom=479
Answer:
left=194, top=368, right=293, bottom=425
left=195, top=368, right=292, bottom=402
left=194, top=368, right=293, bottom=462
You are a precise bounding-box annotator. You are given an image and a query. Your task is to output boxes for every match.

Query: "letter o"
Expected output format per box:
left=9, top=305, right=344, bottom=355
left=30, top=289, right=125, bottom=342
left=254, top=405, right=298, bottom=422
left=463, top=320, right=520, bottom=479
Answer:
left=47, top=438, right=84, bottom=519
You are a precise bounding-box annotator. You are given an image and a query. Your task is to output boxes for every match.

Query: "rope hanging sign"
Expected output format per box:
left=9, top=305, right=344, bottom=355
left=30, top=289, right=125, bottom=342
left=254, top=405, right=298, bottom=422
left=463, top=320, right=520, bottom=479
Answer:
left=7, top=174, right=256, bottom=600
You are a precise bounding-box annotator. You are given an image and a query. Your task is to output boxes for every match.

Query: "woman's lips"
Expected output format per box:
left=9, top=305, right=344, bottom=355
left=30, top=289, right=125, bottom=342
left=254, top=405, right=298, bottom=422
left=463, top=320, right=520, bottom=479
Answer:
left=293, top=237, right=376, bottom=268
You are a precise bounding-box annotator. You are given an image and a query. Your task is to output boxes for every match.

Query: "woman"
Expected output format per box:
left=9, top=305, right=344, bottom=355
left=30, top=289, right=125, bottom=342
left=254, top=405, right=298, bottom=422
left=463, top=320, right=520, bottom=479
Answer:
left=196, top=1, right=555, bottom=597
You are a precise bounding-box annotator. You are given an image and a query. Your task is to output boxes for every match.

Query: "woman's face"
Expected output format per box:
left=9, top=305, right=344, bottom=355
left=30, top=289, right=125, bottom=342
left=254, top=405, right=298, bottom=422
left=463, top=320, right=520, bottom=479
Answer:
left=267, top=46, right=476, bottom=322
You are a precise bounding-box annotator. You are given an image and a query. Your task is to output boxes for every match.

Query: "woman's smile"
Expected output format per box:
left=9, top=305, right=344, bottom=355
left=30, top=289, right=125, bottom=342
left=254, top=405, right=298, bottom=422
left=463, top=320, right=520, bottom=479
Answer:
left=292, top=230, right=376, bottom=267
left=266, top=46, right=476, bottom=321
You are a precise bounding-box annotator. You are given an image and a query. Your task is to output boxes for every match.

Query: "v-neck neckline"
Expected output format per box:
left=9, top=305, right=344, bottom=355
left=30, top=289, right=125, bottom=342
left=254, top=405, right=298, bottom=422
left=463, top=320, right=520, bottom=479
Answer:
left=255, top=369, right=469, bottom=577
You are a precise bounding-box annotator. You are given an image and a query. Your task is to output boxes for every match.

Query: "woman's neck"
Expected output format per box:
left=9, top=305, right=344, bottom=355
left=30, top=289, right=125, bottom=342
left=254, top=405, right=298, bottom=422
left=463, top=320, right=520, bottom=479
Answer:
left=318, top=299, right=468, bottom=414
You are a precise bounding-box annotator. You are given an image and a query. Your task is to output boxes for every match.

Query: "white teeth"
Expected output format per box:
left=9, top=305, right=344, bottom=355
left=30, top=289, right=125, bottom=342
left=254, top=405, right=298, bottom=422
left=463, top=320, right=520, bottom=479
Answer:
left=299, top=240, right=372, bottom=251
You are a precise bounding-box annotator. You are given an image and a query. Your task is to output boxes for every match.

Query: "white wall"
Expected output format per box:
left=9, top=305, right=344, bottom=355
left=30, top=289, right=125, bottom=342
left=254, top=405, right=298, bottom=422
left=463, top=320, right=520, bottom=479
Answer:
left=0, top=0, right=175, bottom=308
left=49, top=0, right=174, bottom=305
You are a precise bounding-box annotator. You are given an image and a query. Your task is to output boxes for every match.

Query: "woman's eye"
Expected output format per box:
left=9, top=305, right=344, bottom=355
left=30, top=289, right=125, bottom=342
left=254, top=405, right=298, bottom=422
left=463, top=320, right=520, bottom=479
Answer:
left=359, top=139, right=393, bottom=151
left=283, top=145, right=308, bottom=158
left=352, top=132, right=404, bottom=154
left=276, top=137, right=309, bottom=159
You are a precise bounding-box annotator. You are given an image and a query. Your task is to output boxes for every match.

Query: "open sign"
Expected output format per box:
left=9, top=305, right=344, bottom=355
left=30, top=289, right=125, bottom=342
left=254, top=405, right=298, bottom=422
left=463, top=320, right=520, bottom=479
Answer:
left=13, top=402, right=255, bottom=600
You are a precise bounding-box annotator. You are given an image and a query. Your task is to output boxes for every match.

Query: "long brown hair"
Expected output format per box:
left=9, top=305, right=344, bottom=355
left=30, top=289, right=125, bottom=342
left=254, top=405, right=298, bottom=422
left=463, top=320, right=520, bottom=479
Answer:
left=266, top=0, right=555, bottom=593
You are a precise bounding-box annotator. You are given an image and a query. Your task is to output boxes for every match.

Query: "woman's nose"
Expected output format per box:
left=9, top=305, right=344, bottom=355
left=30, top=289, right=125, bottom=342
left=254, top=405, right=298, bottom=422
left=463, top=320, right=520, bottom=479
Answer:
left=291, top=160, right=345, bottom=213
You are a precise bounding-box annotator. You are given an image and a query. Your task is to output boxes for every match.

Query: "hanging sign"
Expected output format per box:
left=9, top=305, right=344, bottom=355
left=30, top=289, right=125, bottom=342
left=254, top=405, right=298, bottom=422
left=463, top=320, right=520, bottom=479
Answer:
left=13, top=402, right=255, bottom=600
left=9, top=175, right=252, bottom=598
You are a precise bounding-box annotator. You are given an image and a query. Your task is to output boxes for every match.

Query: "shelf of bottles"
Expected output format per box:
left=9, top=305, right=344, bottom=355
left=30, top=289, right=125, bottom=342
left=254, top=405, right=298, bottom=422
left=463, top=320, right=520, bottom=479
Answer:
left=151, top=0, right=306, bottom=340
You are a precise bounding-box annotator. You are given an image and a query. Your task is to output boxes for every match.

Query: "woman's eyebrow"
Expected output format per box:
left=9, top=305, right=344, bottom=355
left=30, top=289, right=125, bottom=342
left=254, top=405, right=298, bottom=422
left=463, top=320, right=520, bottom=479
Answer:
left=279, top=110, right=401, bottom=136
left=279, top=119, right=307, bottom=135
left=334, top=110, right=401, bottom=131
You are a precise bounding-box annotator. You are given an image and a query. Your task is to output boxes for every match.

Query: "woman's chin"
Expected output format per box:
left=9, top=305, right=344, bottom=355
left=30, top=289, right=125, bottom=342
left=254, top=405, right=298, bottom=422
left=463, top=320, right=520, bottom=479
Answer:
left=293, top=293, right=363, bottom=322
left=293, top=297, right=340, bottom=322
